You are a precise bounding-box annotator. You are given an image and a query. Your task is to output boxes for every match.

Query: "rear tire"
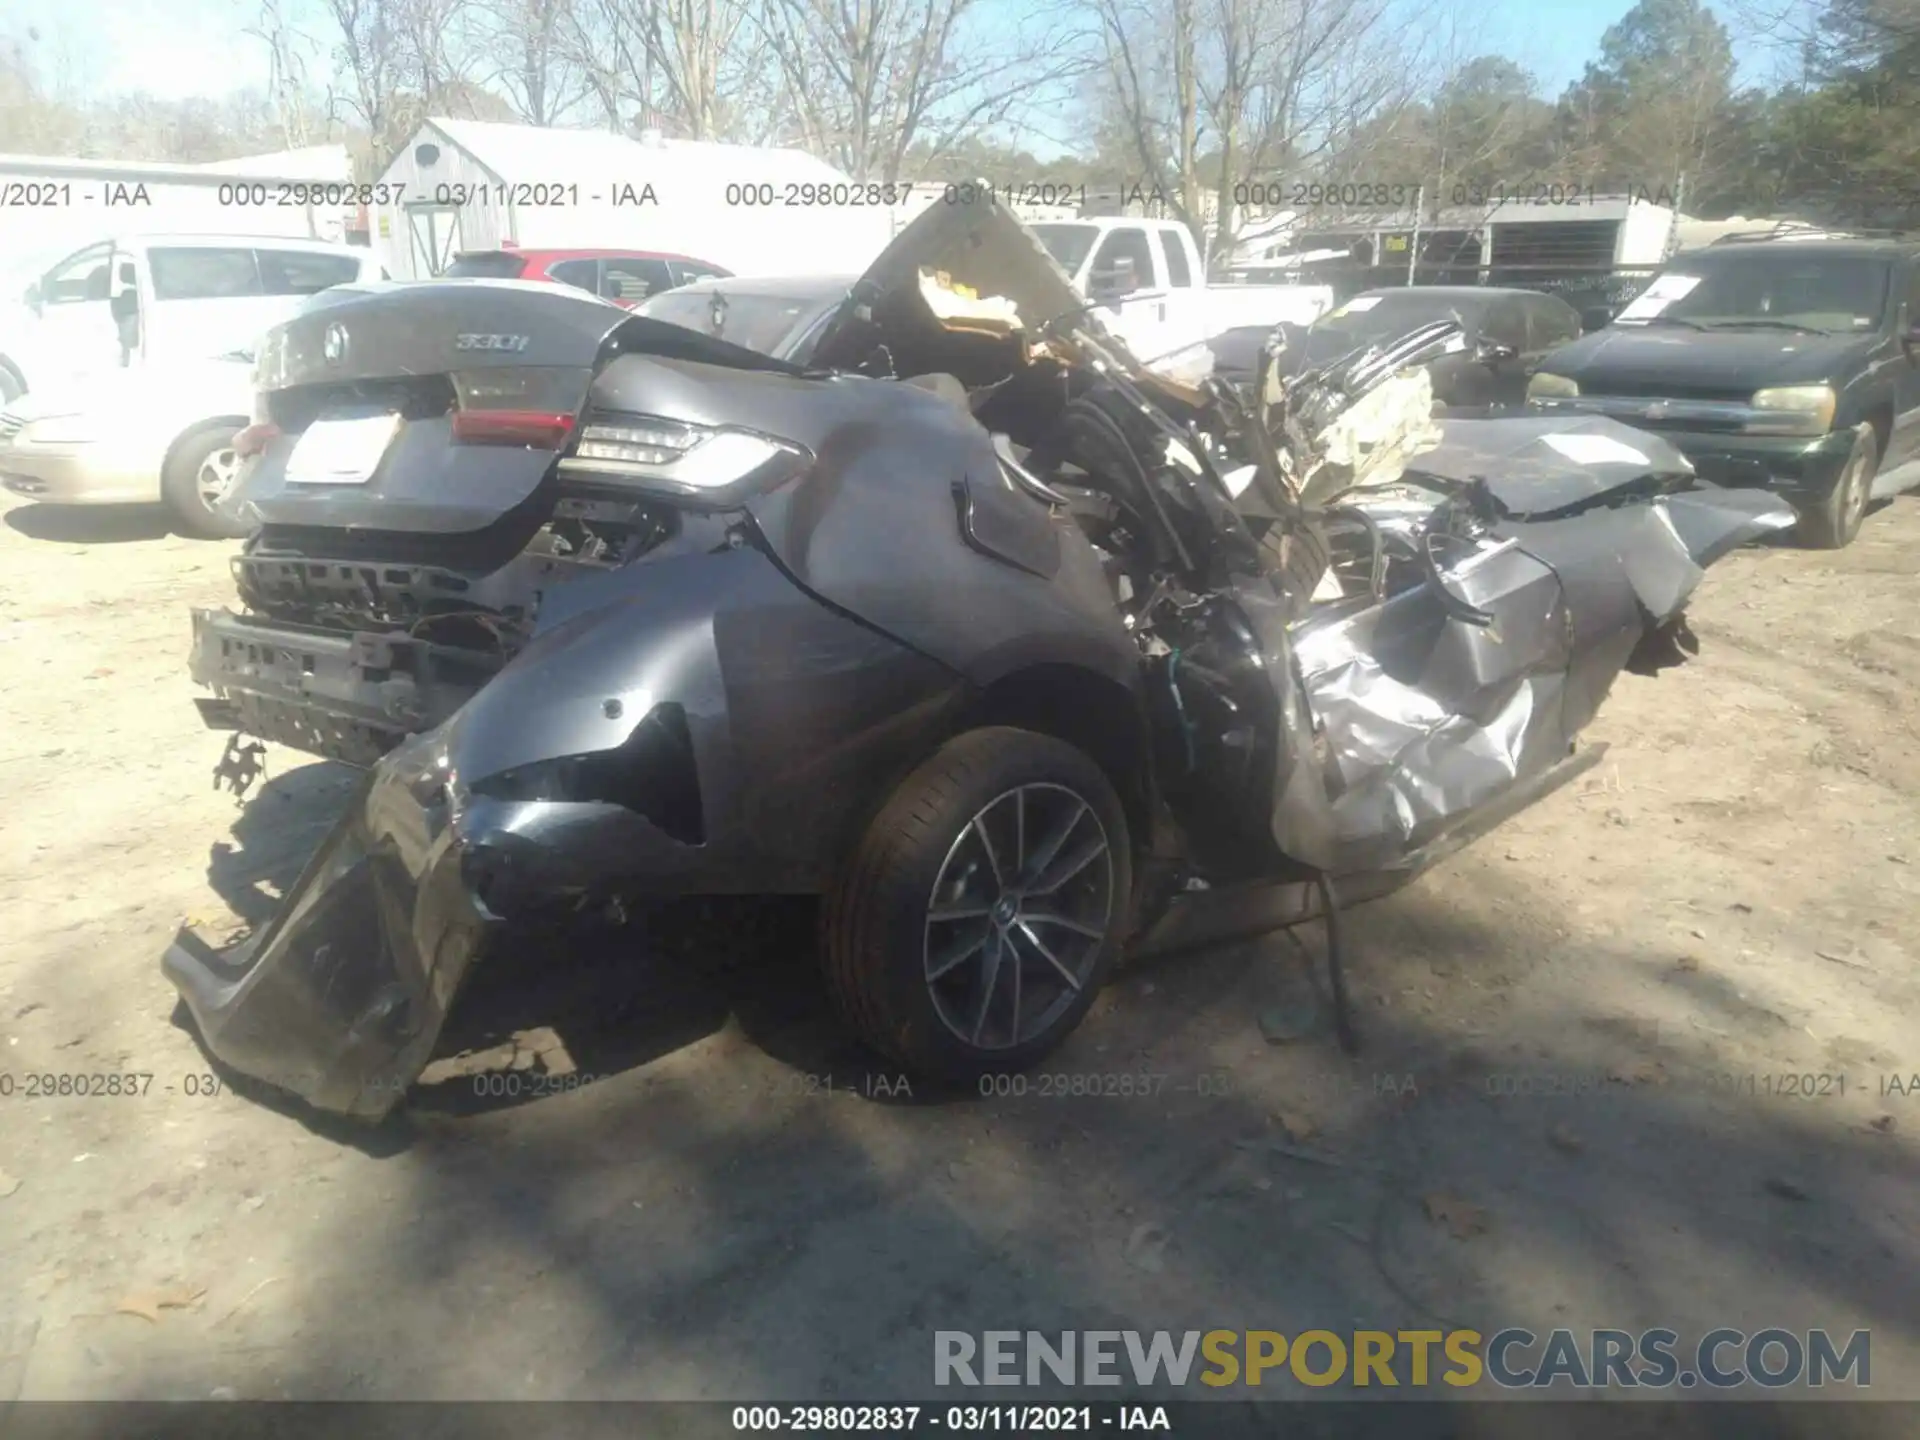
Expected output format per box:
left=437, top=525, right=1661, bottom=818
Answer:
left=821, top=727, right=1133, bottom=1083
left=1800, top=422, right=1877, bottom=550
left=162, top=424, right=252, bottom=540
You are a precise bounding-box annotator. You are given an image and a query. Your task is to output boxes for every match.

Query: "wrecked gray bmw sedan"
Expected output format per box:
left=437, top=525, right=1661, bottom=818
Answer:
left=166, top=194, right=1795, bottom=1121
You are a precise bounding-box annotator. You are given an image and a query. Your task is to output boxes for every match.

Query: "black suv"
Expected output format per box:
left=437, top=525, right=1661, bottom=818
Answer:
left=1526, top=236, right=1920, bottom=547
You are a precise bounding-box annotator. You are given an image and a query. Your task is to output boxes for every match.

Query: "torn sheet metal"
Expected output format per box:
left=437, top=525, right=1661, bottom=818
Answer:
left=1292, top=533, right=1574, bottom=870
left=1290, top=458, right=1796, bottom=872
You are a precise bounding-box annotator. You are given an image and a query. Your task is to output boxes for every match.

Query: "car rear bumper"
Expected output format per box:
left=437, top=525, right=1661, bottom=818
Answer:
left=163, top=730, right=490, bottom=1121
left=0, top=443, right=161, bottom=505
left=167, top=545, right=971, bottom=1120
left=188, top=607, right=499, bottom=766
left=162, top=720, right=721, bottom=1121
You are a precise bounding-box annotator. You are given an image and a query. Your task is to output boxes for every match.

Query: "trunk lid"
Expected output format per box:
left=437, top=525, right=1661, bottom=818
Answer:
left=233, top=279, right=802, bottom=535
left=236, top=279, right=628, bottom=535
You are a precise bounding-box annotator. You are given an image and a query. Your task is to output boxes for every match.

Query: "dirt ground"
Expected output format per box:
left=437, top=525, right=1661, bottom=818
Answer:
left=0, top=489, right=1914, bottom=1414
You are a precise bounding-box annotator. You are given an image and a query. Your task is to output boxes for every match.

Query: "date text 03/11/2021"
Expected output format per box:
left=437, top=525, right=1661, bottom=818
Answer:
left=731, top=1406, right=1172, bottom=1432
left=1227, top=179, right=1602, bottom=209
left=0, top=180, right=657, bottom=211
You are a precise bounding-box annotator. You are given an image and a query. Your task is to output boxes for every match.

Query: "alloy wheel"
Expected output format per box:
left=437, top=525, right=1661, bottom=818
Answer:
left=922, top=782, right=1114, bottom=1050
left=196, top=448, right=240, bottom=510
left=1841, top=447, right=1871, bottom=534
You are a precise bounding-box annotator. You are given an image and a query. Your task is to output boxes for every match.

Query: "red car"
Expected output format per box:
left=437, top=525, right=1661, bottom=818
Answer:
left=441, top=247, right=732, bottom=307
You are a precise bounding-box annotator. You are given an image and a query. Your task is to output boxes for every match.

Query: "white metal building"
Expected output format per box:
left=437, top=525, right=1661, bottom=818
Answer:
left=0, top=149, right=356, bottom=282
left=195, top=145, right=354, bottom=181
left=1224, top=195, right=1681, bottom=277
left=370, top=119, right=899, bottom=280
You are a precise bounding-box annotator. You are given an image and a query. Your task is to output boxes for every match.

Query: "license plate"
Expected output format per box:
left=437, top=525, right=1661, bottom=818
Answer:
left=284, top=413, right=403, bottom=485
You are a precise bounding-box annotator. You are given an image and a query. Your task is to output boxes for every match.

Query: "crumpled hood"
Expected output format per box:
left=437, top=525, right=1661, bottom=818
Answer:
left=1405, top=414, right=1698, bottom=516
left=809, top=183, right=1147, bottom=377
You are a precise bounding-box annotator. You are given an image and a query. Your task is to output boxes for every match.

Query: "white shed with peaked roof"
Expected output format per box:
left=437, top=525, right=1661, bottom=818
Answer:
left=371, top=119, right=895, bottom=281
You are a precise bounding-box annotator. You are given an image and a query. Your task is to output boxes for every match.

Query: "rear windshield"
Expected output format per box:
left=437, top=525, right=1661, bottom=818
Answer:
left=640, top=289, right=834, bottom=356
left=444, top=252, right=530, bottom=279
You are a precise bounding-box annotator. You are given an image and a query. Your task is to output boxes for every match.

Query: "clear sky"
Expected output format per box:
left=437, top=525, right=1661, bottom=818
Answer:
left=10, top=0, right=1780, bottom=111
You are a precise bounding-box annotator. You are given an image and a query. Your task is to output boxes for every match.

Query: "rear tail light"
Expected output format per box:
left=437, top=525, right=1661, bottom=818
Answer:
left=574, top=418, right=703, bottom=465
left=450, top=409, right=576, bottom=447
left=233, top=422, right=281, bottom=458
left=450, top=366, right=591, bottom=450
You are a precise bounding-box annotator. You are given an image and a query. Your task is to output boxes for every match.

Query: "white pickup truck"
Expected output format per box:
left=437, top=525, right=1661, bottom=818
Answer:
left=1028, top=215, right=1334, bottom=367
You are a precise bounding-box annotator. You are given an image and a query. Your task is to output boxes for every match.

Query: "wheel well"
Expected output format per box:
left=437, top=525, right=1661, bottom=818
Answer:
left=162, top=417, right=249, bottom=479
left=958, top=664, right=1154, bottom=841
left=1863, top=402, right=1892, bottom=460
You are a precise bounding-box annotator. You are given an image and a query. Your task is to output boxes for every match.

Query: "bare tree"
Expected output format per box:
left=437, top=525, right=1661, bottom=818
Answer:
left=752, top=0, right=1090, bottom=183
left=0, top=33, right=86, bottom=154
left=562, top=0, right=786, bottom=140
left=1089, top=0, right=1200, bottom=219
left=318, top=0, right=503, bottom=173
left=320, top=0, right=410, bottom=170
left=393, top=0, right=484, bottom=110
left=1086, top=0, right=1408, bottom=264
left=245, top=0, right=329, bottom=146
left=480, top=0, right=592, bottom=124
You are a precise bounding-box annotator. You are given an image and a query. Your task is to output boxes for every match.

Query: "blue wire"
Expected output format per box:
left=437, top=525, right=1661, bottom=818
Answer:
left=1167, top=648, right=1197, bottom=772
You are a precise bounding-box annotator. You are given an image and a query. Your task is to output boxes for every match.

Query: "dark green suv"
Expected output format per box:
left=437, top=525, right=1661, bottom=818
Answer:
left=1526, top=236, right=1920, bottom=547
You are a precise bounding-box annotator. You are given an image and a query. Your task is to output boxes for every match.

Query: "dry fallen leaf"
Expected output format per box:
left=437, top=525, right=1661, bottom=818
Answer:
left=31, top=1267, right=68, bottom=1300
left=1423, top=1193, right=1490, bottom=1240
left=1123, top=1222, right=1169, bottom=1273
left=115, top=1283, right=207, bottom=1323
left=1675, top=954, right=1702, bottom=973
left=1868, top=1114, right=1896, bottom=1135
left=1547, top=1124, right=1585, bottom=1155
left=1607, top=1059, right=1668, bottom=1086
left=0, top=1168, right=20, bottom=1198
left=1269, top=1108, right=1320, bottom=1142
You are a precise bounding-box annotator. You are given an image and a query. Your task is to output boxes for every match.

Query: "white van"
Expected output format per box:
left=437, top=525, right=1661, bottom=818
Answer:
left=0, top=233, right=383, bottom=402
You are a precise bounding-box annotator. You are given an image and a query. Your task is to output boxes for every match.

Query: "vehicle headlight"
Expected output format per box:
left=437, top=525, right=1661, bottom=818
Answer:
left=1526, top=372, right=1579, bottom=401
left=1748, top=385, right=1836, bottom=436
left=20, top=414, right=97, bottom=445
left=558, top=414, right=808, bottom=500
